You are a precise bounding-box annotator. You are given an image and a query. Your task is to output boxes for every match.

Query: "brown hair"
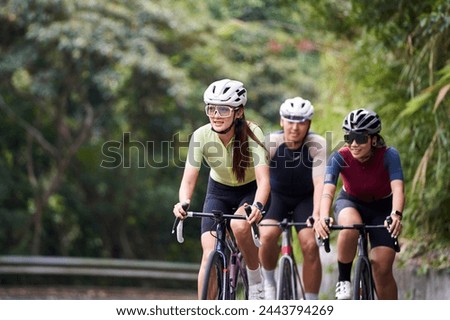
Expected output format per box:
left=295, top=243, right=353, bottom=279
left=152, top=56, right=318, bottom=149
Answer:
left=232, top=114, right=267, bottom=182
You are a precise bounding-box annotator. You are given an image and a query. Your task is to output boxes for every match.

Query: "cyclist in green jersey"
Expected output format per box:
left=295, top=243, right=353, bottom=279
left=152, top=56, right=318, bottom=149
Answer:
left=173, top=79, right=270, bottom=299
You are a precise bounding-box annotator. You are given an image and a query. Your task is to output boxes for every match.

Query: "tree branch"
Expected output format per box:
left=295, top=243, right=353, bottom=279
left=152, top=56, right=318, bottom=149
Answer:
left=0, top=94, right=57, bottom=157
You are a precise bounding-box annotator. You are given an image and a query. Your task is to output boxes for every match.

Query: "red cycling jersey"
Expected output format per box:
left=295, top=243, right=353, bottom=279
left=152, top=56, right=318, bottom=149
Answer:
left=325, top=146, right=403, bottom=202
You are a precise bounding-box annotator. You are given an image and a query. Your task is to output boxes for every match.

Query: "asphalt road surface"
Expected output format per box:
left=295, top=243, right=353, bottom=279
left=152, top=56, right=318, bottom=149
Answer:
left=0, top=286, right=197, bottom=300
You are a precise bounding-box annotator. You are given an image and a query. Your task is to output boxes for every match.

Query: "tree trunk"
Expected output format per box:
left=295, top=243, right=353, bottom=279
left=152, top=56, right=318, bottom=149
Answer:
left=31, top=197, right=44, bottom=255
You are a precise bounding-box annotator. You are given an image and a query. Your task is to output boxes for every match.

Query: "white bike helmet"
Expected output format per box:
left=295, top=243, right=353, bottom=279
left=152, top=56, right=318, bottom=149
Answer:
left=342, top=108, right=381, bottom=134
left=203, top=79, right=247, bottom=107
left=279, top=97, right=314, bottom=122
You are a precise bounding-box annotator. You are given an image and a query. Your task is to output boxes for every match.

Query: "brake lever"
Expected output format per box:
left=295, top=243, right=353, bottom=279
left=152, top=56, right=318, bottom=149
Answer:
left=245, top=205, right=261, bottom=248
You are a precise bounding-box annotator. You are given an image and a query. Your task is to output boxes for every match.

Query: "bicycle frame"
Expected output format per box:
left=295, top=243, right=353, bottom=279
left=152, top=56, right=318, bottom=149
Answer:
left=260, top=216, right=312, bottom=300
left=323, top=217, right=400, bottom=300
left=172, top=206, right=258, bottom=300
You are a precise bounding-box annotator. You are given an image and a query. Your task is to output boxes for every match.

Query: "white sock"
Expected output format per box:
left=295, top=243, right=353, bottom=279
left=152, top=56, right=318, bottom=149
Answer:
left=246, top=265, right=262, bottom=285
left=261, top=267, right=276, bottom=287
left=305, top=292, right=319, bottom=300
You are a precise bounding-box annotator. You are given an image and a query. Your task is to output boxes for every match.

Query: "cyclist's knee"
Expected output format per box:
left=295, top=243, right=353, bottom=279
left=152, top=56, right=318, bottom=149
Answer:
left=337, top=207, right=361, bottom=224
left=371, top=247, right=395, bottom=273
left=260, top=229, right=279, bottom=245
left=259, top=225, right=279, bottom=243
left=201, top=232, right=216, bottom=251
left=371, top=258, right=393, bottom=278
left=230, top=219, right=248, bottom=235
left=301, top=238, right=319, bottom=254
left=298, top=228, right=316, bottom=246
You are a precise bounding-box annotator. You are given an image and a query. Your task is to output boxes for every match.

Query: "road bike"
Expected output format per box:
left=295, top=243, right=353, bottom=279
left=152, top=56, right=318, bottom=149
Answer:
left=322, top=216, right=400, bottom=300
left=259, top=214, right=314, bottom=300
left=172, top=204, right=260, bottom=300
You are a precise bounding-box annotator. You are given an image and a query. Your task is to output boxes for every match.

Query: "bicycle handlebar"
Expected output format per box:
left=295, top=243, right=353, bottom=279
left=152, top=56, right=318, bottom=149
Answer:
left=171, top=203, right=190, bottom=243
left=171, top=204, right=261, bottom=247
left=259, top=216, right=315, bottom=229
left=321, top=216, right=400, bottom=253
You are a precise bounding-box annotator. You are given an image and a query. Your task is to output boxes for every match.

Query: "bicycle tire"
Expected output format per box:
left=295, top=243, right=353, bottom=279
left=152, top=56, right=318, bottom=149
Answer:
left=292, top=263, right=305, bottom=300
left=201, top=251, right=225, bottom=300
left=353, top=256, right=375, bottom=300
left=277, top=257, right=295, bottom=300
left=229, top=253, right=248, bottom=300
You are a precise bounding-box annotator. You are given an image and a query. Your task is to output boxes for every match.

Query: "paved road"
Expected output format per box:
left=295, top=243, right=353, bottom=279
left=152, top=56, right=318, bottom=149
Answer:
left=0, top=286, right=197, bottom=300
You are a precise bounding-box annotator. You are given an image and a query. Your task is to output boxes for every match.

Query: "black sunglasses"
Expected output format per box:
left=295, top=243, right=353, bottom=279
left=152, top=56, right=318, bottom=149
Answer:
left=344, top=133, right=369, bottom=144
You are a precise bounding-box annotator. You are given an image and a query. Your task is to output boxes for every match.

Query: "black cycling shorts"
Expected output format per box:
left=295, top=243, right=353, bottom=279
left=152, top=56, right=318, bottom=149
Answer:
left=334, top=190, right=394, bottom=249
left=201, top=177, right=258, bottom=234
left=262, top=191, right=313, bottom=232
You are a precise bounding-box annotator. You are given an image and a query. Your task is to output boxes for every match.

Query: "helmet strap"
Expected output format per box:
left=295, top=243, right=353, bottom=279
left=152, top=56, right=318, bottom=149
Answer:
left=211, top=121, right=235, bottom=134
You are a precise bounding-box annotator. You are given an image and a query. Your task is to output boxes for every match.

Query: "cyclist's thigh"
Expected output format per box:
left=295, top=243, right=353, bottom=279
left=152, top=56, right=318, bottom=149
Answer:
left=364, top=198, right=394, bottom=249
left=201, top=195, right=229, bottom=234
left=334, top=194, right=362, bottom=224
left=235, top=182, right=260, bottom=215
left=369, top=230, right=394, bottom=249
left=297, top=226, right=316, bottom=249
left=370, top=246, right=395, bottom=270
left=335, top=206, right=362, bottom=225
left=293, top=196, right=313, bottom=232
left=262, top=192, right=290, bottom=221
left=201, top=232, right=217, bottom=257
left=259, top=218, right=282, bottom=239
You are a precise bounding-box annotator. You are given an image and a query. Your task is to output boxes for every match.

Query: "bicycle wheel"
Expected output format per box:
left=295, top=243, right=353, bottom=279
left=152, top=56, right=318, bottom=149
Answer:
left=353, top=256, right=375, bottom=300
left=229, top=253, right=248, bottom=300
left=277, top=257, right=295, bottom=300
left=292, top=263, right=305, bottom=300
left=201, top=251, right=225, bottom=300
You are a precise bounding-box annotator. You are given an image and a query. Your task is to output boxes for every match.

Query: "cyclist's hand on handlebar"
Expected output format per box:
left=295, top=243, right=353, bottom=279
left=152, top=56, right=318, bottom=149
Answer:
left=314, top=217, right=333, bottom=239
left=173, top=200, right=190, bottom=219
left=385, top=214, right=402, bottom=238
left=243, top=203, right=263, bottom=224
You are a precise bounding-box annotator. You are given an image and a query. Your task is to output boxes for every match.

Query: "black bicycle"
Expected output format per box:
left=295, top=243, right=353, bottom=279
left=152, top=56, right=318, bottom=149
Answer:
left=172, top=204, right=260, bottom=300
left=259, top=214, right=315, bottom=300
left=322, top=216, right=400, bottom=300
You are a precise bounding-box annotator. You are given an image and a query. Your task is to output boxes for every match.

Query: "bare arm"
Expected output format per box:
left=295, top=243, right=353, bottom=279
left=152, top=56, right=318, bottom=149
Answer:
left=247, top=164, right=270, bottom=224
left=173, top=164, right=200, bottom=219
left=312, top=175, right=324, bottom=222
left=388, top=179, right=405, bottom=237
left=315, top=183, right=336, bottom=239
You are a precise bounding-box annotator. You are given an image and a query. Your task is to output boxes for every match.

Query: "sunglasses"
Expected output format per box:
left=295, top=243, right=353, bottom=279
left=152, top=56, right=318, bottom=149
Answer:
left=344, top=133, right=370, bottom=144
left=205, top=105, right=237, bottom=118
left=281, top=115, right=309, bottom=123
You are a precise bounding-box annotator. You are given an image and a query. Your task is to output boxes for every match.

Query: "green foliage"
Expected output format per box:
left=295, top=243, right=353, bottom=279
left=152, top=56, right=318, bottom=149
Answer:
left=0, top=0, right=317, bottom=260
left=0, top=0, right=448, bottom=273
left=305, top=0, right=450, bottom=268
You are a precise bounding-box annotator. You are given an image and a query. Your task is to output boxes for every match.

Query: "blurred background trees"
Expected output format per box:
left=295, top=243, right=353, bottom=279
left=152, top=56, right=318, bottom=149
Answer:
left=0, top=0, right=448, bottom=271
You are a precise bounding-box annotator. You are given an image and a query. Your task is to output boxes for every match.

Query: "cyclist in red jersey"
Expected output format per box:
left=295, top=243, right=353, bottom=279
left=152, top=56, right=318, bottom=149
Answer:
left=315, top=109, right=405, bottom=300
